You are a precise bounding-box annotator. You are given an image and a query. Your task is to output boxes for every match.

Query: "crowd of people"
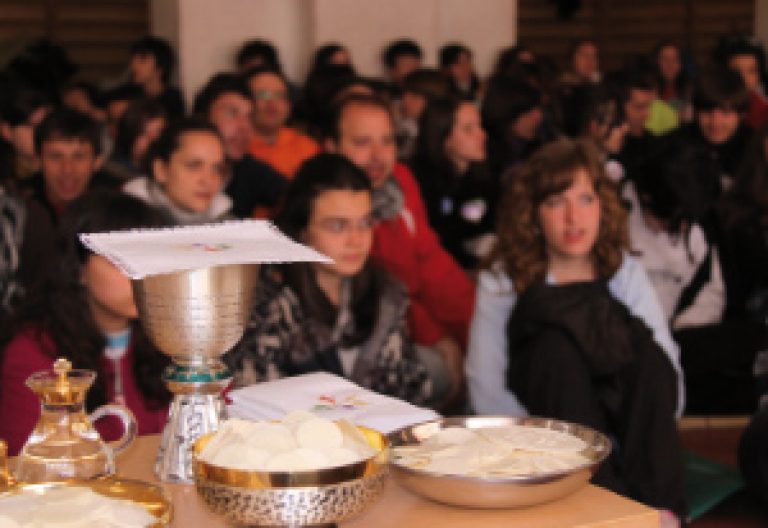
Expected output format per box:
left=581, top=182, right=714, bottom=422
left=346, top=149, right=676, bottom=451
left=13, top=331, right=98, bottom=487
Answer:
left=2, top=31, right=768, bottom=523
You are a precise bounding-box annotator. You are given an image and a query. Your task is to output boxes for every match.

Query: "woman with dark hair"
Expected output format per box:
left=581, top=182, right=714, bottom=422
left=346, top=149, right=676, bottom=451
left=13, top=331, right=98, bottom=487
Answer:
left=123, top=117, right=231, bottom=224
left=129, top=36, right=184, bottom=118
left=225, top=153, right=437, bottom=406
left=467, top=138, right=685, bottom=522
left=653, top=41, right=693, bottom=120
left=0, top=190, right=172, bottom=455
left=480, top=75, right=544, bottom=179
left=439, top=43, right=480, bottom=100
left=310, top=44, right=352, bottom=75
left=411, top=97, right=496, bottom=268
left=298, top=64, right=371, bottom=141
left=103, top=99, right=166, bottom=183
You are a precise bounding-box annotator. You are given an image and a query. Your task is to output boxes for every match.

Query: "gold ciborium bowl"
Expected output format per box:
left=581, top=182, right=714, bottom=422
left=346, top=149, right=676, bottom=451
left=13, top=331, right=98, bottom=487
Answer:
left=192, top=426, right=389, bottom=526
left=0, top=477, right=172, bottom=527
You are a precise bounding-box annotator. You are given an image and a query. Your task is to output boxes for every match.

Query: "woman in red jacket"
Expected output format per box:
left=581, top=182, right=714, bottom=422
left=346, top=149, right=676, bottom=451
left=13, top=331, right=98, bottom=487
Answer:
left=0, top=190, right=172, bottom=455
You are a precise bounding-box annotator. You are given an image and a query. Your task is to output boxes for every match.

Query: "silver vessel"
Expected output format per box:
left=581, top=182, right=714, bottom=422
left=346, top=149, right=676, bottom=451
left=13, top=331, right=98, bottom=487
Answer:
left=132, top=263, right=258, bottom=482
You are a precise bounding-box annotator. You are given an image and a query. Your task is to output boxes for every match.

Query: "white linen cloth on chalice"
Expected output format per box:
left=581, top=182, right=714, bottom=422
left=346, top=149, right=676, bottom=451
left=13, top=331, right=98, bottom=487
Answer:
left=78, top=220, right=330, bottom=279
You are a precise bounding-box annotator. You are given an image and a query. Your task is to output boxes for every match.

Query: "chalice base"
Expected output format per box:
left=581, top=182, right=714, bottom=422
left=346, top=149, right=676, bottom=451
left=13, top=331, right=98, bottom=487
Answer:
left=155, top=392, right=227, bottom=483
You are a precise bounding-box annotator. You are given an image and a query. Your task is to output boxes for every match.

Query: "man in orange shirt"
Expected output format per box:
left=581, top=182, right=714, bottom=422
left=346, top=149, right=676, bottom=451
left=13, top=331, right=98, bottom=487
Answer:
left=244, top=66, right=318, bottom=179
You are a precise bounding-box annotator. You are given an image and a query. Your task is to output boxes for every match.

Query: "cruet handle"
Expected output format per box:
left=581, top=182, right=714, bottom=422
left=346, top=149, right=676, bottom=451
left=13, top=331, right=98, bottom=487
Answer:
left=89, top=404, right=138, bottom=456
left=0, top=440, right=16, bottom=490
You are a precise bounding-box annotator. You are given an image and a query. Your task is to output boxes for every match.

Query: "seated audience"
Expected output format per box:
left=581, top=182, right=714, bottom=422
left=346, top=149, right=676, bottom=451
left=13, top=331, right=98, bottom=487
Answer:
left=715, top=36, right=768, bottom=131
left=492, top=44, right=538, bottom=83
left=719, top=126, right=768, bottom=322
left=235, top=39, right=283, bottom=74
left=300, top=64, right=371, bottom=139
left=667, top=66, right=752, bottom=194
left=411, top=98, right=496, bottom=268
left=0, top=190, right=172, bottom=456
left=226, top=154, right=443, bottom=406
left=555, top=83, right=629, bottom=181
left=624, top=143, right=723, bottom=329
left=481, top=76, right=544, bottom=179
left=123, top=118, right=231, bottom=224
left=654, top=41, right=693, bottom=120
left=395, top=69, right=454, bottom=161
left=610, top=66, right=660, bottom=184
left=324, top=94, right=475, bottom=404
left=102, top=82, right=145, bottom=146
left=193, top=73, right=287, bottom=218
left=24, top=108, right=112, bottom=224
left=466, top=137, right=685, bottom=520
left=381, top=39, right=423, bottom=97
left=439, top=43, right=481, bottom=100
left=102, top=99, right=166, bottom=184
left=309, top=43, right=353, bottom=75
left=61, top=81, right=107, bottom=124
left=0, top=87, right=51, bottom=180
left=560, top=39, right=601, bottom=86
left=244, top=66, right=319, bottom=179
left=128, top=36, right=185, bottom=119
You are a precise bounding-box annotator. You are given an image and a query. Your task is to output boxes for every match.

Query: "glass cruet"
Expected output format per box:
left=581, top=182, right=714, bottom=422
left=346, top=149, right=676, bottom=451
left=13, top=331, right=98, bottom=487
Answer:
left=13, top=358, right=137, bottom=483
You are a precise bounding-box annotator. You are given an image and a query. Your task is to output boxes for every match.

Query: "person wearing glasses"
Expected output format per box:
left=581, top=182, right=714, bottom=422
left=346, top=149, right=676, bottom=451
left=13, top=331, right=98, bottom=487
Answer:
left=243, top=66, right=319, bottom=179
left=226, top=153, right=439, bottom=406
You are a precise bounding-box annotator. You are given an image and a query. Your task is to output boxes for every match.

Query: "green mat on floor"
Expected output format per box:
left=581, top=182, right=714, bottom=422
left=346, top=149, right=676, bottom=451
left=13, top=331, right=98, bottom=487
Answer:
left=685, top=450, right=744, bottom=522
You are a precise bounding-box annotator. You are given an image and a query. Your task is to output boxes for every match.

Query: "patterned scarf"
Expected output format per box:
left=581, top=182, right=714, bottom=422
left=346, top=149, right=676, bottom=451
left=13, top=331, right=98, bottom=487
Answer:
left=371, top=176, right=404, bottom=221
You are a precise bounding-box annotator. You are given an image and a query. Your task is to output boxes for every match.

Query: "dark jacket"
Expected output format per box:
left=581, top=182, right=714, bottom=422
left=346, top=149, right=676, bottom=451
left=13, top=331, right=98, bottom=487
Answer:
left=226, top=154, right=288, bottom=218
left=506, top=280, right=676, bottom=417
left=411, top=162, right=497, bottom=269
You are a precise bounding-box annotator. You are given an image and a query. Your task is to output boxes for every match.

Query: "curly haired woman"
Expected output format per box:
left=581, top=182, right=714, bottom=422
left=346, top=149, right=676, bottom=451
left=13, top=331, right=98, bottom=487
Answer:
left=466, top=138, right=686, bottom=522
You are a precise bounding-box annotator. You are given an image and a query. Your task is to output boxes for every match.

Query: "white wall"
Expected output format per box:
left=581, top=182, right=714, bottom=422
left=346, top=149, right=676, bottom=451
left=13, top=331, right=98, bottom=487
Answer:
left=151, top=0, right=517, bottom=105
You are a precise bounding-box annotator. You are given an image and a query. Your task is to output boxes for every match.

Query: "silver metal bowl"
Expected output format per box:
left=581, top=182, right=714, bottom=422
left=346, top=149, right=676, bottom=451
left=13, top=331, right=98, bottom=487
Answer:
left=388, top=416, right=611, bottom=509
left=192, top=425, right=389, bottom=526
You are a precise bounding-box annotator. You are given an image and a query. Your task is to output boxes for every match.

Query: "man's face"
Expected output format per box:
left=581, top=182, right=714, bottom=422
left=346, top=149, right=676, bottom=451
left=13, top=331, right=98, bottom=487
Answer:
left=208, top=92, right=255, bottom=160
left=327, top=103, right=396, bottom=189
left=247, top=72, right=290, bottom=137
left=624, top=88, right=654, bottom=136
left=40, top=138, right=99, bottom=209
left=698, top=107, right=740, bottom=145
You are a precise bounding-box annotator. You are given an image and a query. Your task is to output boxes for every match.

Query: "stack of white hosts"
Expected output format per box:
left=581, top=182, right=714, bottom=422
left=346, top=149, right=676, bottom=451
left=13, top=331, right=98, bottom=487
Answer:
left=392, top=425, right=591, bottom=478
left=198, top=411, right=377, bottom=472
left=0, top=487, right=156, bottom=528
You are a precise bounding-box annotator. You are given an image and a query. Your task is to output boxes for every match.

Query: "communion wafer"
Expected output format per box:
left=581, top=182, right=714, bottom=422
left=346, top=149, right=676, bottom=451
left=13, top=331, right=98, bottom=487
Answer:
left=198, top=412, right=376, bottom=472
left=392, top=424, right=590, bottom=478
left=296, top=418, right=344, bottom=449
left=478, top=425, right=588, bottom=452
left=0, top=487, right=156, bottom=528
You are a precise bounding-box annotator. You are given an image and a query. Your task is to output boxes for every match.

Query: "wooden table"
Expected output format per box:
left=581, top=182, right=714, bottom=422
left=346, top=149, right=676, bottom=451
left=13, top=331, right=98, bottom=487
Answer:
left=116, top=434, right=659, bottom=527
